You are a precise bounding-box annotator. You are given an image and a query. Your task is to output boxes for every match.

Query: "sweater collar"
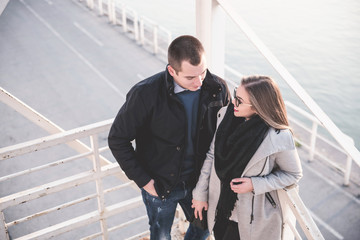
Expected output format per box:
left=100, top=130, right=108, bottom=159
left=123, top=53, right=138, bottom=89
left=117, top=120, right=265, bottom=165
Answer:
left=165, top=65, right=222, bottom=95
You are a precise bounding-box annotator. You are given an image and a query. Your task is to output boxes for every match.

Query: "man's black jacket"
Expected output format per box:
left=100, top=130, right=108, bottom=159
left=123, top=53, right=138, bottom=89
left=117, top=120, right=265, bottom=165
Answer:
left=108, top=67, right=230, bottom=199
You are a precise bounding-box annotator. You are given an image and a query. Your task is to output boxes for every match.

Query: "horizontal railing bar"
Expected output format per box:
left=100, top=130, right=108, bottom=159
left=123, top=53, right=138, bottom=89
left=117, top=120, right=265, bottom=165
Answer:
left=125, top=230, right=150, bottom=240
left=289, top=116, right=349, bottom=154
left=108, top=215, right=147, bottom=233
left=5, top=179, right=136, bottom=229
left=15, top=210, right=100, bottom=240
left=103, top=181, right=136, bottom=194
left=288, top=116, right=314, bottom=135
left=0, top=119, right=113, bottom=160
left=313, top=152, right=345, bottom=173
left=98, top=146, right=109, bottom=153
left=7, top=193, right=98, bottom=227
left=286, top=101, right=321, bottom=125
left=105, top=196, right=143, bottom=216
left=0, top=151, right=93, bottom=183
left=0, top=170, right=95, bottom=210
left=292, top=137, right=346, bottom=172
left=82, top=215, right=149, bottom=240
left=13, top=196, right=143, bottom=240
left=316, top=133, right=349, bottom=154
left=0, top=163, right=121, bottom=210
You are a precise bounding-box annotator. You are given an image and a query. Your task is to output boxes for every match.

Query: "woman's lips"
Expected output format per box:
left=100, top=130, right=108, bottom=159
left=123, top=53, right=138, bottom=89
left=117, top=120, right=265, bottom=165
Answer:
left=234, top=107, right=238, bottom=112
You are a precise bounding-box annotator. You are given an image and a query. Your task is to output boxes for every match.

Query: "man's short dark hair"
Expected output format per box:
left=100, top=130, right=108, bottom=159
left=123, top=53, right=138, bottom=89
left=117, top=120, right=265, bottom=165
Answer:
left=168, top=35, right=205, bottom=73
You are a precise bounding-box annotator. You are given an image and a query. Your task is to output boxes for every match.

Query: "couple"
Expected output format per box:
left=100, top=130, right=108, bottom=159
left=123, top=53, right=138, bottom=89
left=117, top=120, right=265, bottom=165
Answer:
left=108, top=35, right=302, bottom=240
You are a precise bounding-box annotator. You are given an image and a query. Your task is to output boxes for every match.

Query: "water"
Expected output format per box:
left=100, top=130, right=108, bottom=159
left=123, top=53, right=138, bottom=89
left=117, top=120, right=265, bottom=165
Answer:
left=118, top=0, right=360, bottom=148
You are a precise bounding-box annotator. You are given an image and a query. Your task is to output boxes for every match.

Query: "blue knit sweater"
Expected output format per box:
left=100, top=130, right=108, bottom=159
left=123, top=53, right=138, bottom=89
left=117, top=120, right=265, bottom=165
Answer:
left=176, top=89, right=201, bottom=181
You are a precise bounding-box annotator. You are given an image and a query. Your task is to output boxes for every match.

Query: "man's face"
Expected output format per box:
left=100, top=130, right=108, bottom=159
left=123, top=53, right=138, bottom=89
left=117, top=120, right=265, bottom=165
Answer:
left=168, top=54, right=207, bottom=91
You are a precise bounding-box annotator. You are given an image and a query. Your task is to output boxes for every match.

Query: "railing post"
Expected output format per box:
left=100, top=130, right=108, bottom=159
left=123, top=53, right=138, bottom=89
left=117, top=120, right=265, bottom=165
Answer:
left=122, top=6, right=127, bottom=33
left=87, top=0, right=94, bottom=10
left=111, top=0, right=117, bottom=25
left=98, top=0, right=103, bottom=15
left=139, top=18, right=145, bottom=45
left=344, top=154, right=352, bottom=186
left=0, top=212, right=9, bottom=240
left=343, top=136, right=354, bottom=186
left=279, top=186, right=325, bottom=240
left=153, top=26, right=158, bottom=54
left=107, top=0, right=112, bottom=21
left=133, top=12, right=139, bottom=41
left=90, top=134, right=108, bottom=240
left=309, top=122, right=318, bottom=162
left=277, top=189, right=296, bottom=240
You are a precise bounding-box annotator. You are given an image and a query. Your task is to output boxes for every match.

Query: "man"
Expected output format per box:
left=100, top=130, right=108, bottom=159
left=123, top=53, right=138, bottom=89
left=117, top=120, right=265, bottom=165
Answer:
left=108, top=35, right=230, bottom=239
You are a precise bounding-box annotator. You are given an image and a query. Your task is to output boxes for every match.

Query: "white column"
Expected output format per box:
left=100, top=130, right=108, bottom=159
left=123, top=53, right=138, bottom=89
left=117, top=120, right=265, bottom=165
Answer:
left=0, top=0, right=9, bottom=16
left=196, top=0, right=225, bottom=78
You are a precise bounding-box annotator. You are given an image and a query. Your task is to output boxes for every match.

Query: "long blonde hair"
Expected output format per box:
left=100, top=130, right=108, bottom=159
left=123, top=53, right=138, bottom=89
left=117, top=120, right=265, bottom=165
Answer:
left=242, top=75, right=291, bottom=131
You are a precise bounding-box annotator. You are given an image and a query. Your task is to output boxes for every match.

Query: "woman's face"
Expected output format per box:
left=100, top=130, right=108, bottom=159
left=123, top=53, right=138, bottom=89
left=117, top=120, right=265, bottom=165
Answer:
left=232, top=85, right=257, bottom=120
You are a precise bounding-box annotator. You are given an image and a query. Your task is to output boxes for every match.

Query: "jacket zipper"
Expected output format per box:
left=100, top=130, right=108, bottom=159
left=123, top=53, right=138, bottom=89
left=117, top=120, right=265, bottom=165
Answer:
left=249, top=157, right=269, bottom=224
left=265, top=192, right=277, bottom=208
left=250, top=193, right=255, bottom=224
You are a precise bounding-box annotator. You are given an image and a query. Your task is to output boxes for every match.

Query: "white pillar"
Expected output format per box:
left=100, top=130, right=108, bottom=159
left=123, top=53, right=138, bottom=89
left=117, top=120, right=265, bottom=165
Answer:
left=196, top=0, right=225, bottom=78
left=0, top=0, right=9, bottom=16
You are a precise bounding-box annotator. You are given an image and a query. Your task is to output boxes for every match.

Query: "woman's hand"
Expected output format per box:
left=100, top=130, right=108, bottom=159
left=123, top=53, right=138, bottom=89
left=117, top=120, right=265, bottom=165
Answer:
left=230, top=177, right=254, bottom=194
left=191, top=199, right=208, bottom=220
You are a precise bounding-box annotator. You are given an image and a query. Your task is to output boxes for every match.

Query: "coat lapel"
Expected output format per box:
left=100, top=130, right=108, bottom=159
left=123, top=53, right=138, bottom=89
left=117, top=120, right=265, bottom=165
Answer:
left=242, top=129, right=275, bottom=176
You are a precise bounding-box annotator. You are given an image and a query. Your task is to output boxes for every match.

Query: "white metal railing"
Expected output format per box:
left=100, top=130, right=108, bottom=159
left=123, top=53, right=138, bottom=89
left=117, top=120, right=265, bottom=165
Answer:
left=278, top=185, right=324, bottom=240
left=80, top=0, right=171, bottom=56
left=0, top=119, right=189, bottom=240
left=213, top=0, right=360, bottom=167
left=0, top=119, right=323, bottom=240
left=0, top=120, right=146, bottom=240
left=285, top=101, right=355, bottom=186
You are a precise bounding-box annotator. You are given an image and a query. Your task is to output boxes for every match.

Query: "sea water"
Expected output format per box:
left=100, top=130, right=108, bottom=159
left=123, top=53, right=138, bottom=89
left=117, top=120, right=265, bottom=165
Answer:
left=118, top=0, right=360, bottom=148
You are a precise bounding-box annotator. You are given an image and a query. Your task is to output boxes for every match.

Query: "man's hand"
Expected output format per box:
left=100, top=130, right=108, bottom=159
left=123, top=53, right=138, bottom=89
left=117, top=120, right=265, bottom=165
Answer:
left=143, top=179, right=158, bottom=197
left=191, top=199, right=208, bottom=220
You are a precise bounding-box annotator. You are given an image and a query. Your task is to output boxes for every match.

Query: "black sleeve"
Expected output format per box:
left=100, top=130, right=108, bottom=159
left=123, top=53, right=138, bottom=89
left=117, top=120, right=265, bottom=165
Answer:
left=108, top=86, right=152, bottom=188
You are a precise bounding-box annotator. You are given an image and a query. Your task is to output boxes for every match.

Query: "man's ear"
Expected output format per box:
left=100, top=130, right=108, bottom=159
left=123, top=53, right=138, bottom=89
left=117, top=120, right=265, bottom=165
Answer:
left=167, top=65, right=176, bottom=77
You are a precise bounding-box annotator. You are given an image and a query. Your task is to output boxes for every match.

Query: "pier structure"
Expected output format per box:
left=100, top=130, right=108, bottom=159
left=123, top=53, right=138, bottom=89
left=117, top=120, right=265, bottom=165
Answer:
left=0, top=0, right=359, bottom=239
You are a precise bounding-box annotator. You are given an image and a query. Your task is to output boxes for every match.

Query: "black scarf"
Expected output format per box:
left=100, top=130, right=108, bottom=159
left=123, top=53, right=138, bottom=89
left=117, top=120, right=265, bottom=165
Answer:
left=214, top=103, right=269, bottom=220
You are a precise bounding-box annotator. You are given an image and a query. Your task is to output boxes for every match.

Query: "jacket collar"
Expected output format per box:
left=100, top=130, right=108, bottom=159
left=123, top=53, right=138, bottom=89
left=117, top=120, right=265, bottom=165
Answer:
left=164, top=65, right=223, bottom=95
left=242, top=128, right=294, bottom=176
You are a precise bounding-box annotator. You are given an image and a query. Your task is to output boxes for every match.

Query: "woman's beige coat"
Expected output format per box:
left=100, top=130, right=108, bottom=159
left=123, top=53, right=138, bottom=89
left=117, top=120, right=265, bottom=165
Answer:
left=193, top=106, right=303, bottom=240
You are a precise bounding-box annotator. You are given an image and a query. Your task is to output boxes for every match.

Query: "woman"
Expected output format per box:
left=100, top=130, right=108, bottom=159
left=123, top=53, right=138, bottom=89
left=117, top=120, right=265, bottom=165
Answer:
left=192, top=75, right=303, bottom=240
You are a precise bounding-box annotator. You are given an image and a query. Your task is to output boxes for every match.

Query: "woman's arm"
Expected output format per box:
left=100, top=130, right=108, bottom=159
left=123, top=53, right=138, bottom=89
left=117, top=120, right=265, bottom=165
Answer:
left=251, top=147, right=303, bottom=195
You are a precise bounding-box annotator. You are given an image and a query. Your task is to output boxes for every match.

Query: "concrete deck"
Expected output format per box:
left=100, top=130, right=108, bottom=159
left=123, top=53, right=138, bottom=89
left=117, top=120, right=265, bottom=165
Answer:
left=1, top=0, right=359, bottom=239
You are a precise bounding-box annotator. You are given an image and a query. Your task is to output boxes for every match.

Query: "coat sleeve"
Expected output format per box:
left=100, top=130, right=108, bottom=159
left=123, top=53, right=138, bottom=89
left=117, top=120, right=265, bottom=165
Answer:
left=192, top=106, right=227, bottom=201
left=251, top=134, right=303, bottom=195
left=108, top=86, right=152, bottom=188
left=192, top=134, right=215, bottom=202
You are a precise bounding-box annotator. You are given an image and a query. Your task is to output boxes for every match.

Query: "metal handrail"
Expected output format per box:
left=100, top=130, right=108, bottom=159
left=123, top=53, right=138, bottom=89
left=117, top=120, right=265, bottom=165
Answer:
left=0, top=118, right=324, bottom=240
left=0, top=120, right=146, bottom=239
left=215, top=0, right=360, bottom=166
left=83, top=0, right=171, bottom=56
left=285, top=101, right=355, bottom=185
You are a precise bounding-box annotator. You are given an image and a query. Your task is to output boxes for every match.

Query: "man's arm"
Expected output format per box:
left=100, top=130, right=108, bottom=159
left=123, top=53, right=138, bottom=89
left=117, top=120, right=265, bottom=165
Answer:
left=108, top=87, right=152, bottom=188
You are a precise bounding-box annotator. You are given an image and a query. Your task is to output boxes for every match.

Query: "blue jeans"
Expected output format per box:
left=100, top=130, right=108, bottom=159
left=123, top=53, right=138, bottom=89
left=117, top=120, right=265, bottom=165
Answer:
left=141, top=182, right=209, bottom=240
